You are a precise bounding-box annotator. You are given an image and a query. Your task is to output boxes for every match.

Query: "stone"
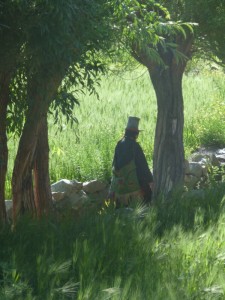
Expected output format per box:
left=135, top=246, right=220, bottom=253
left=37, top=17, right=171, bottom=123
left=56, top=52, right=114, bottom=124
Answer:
left=82, top=180, right=107, bottom=193
left=53, top=189, right=105, bottom=217
left=201, top=165, right=208, bottom=177
left=215, top=149, right=225, bottom=163
left=50, top=178, right=110, bottom=216
left=210, top=154, right=220, bottom=167
left=191, top=153, right=209, bottom=163
left=188, top=162, right=203, bottom=178
left=216, top=155, right=225, bottom=163
left=53, top=190, right=91, bottom=209
left=51, top=179, right=82, bottom=195
left=184, top=174, right=199, bottom=189
left=198, top=158, right=210, bottom=166
left=69, top=190, right=89, bottom=209
left=52, top=192, right=66, bottom=201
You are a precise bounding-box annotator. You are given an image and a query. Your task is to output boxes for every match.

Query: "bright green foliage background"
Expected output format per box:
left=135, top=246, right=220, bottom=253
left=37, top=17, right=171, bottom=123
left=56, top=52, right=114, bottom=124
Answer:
left=43, top=67, right=225, bottom=184
left=6, top=66, right=225, bottom=197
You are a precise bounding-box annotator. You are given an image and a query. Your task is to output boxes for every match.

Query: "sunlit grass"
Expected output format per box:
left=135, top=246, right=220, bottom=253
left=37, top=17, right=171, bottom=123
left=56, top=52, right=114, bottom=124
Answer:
left=6, top=68, right=225, bottom=198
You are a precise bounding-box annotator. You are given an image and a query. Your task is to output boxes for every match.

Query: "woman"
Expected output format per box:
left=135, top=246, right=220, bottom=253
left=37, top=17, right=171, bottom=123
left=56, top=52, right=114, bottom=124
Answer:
left=110, top=116, right=154, bottom=207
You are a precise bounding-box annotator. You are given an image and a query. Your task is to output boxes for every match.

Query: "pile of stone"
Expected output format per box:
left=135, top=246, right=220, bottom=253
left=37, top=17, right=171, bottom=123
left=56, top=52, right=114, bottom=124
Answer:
left=4, top=148, right=225, bottom=219
left=184, top=147, right=225, bottom=189
left=4, top=179, right=109, bottom=220
left=51, top=179, right=109, bottom=215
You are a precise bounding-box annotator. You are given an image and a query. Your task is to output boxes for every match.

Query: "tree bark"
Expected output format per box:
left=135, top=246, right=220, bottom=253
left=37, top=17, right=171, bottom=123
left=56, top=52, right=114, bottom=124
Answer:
left=149, top=62, right=185, bottom=197
left=0, top=74, right=10, bottom=225
left=33, top=113, right=52, bottom=218
left=132, top=34, right=193, bottom=198
left=12, top=101, right=42, bottom=221
left=12, top=73, right=63, bottom=222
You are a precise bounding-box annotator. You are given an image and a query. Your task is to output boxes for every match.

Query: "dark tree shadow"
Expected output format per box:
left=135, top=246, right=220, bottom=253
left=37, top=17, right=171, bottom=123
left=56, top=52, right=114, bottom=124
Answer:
left=153, top=182, right=225, bottom=236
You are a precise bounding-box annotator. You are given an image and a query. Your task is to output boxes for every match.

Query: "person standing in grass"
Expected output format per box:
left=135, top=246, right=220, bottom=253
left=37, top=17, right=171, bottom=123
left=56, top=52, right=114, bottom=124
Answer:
left=110, top=116, right=154, bottom=207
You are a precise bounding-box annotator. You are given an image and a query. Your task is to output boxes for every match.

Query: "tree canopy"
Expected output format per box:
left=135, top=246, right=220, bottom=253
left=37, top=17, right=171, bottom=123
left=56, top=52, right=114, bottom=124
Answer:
left=0, top=0, right=118, bottom=223
left=160, top=0, right=225, bottom=65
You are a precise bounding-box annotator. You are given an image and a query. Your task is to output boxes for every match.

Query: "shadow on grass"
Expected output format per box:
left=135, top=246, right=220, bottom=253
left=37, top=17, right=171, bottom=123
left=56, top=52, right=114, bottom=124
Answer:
left=153, top=182, right=225, bottom=236
left=0, top=183, right=225, bottom=299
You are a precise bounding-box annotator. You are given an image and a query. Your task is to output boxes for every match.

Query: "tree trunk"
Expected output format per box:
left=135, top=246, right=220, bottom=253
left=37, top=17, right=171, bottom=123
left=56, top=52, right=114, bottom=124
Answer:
left=12, top=103, right=41, bottom=221
left=33, top=113, right=52, bottom=218
left=149, top=63, right=185, bottom=197
left=132, top=34, right=193, bottom=198
left=0, top=74, right=10, bottom=225
left=12, top=73, right=63, bottom=222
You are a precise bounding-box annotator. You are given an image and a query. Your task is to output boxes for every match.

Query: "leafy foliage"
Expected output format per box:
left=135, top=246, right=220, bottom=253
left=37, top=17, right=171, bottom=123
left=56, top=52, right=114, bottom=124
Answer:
left=7, top=69, right=27, bottom=137
left=1, top=0, right=115, bottom=135
left=109, top=0, right=194, bottom=67
left=1, top=0, right=195, bottom=135
left=0, top=0, right=23, bottom=71
left=21, top=0, right=112, bottom=75
left=50, top=55, right=106, bottom=131
left=185, top=0, right=225, bottom=64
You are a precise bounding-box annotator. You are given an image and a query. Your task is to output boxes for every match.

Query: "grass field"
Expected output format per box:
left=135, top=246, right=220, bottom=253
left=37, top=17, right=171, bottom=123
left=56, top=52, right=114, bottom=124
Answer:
left=2, top=66, right=225, bottom=299
left=43, top=68, right=225, bottom=183
left=5, top=67, right=225, bottom=198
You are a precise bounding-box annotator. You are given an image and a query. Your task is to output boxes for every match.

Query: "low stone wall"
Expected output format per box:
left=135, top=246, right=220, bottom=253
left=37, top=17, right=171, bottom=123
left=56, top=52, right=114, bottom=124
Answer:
left=51, top=179, right=109, bottom=214
left=5, top=148, right=225, bottom=219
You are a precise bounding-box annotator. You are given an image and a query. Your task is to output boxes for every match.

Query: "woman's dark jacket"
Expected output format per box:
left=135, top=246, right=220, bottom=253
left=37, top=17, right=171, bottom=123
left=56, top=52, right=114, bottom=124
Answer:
left=112, top=137, right=153, bottom=188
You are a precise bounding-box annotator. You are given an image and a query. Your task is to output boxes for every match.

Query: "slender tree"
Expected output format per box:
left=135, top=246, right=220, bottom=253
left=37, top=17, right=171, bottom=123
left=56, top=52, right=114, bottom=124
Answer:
left=11, top=0, right=114, bottom=221
left=0, top=0, right=112, bottom=222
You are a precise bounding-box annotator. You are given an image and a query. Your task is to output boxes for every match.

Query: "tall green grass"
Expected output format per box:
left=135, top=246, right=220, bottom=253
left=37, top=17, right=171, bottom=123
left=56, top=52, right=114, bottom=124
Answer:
left=2, top=66, right=225, bottom=299
left=37, top=69, right=225, bottom=182
left=1, top=183, right=225, bottom=299
left=6, top=68, right=225, bottom=198
left=183, top=71, right=225, bottom=152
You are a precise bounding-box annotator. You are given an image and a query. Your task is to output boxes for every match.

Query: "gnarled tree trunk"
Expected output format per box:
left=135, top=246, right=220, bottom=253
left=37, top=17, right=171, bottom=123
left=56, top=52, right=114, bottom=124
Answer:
left=12, top=100, right=43, bottom=220
left=149, top=62, right=185, bottom=197
left=0, top=73, right=10, bottom=225
left=12, top=73, right=62, bottom=222
left=133, top=34, right=193, bottom=198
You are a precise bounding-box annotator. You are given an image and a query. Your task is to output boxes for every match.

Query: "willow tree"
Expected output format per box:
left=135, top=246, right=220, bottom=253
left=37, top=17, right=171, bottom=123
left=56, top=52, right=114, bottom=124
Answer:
left=111, top=0, right=194, bottom=198
left=138, top=32, right=193, bottom=197
left=11, top=0, right=114, bottom=221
